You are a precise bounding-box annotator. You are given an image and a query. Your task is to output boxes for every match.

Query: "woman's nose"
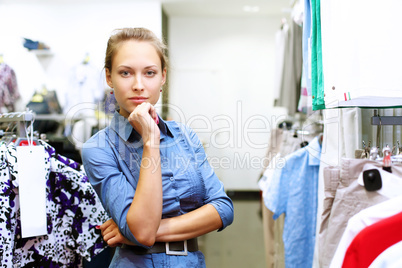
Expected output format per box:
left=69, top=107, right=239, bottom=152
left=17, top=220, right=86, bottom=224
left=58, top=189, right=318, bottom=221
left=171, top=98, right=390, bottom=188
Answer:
left=132, top=75, right=144, bottom=91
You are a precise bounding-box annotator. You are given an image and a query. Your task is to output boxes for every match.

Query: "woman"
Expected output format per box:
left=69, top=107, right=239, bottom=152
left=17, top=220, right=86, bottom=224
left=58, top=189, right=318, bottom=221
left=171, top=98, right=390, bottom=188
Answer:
left=82, top=27, right=234, bottom=267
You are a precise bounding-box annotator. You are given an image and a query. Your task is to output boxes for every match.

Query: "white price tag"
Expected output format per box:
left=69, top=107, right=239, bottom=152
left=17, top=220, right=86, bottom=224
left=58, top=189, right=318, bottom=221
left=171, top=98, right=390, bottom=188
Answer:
left=16, top=145, right=47, bottom=238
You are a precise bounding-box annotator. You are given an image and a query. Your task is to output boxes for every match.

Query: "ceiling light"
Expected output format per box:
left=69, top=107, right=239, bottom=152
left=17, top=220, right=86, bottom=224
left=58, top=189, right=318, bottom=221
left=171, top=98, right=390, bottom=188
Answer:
left=243, top=5, right=260, bottom=12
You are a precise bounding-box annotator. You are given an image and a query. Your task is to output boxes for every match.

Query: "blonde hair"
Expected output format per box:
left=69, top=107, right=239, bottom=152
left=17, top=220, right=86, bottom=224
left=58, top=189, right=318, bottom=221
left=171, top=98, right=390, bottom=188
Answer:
left=104, top=27, right=168, bottom=71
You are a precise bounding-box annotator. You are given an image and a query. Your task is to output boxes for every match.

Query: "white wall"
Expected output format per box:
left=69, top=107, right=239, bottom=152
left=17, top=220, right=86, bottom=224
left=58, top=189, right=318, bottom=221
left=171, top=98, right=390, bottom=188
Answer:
left=0, top=1, right=286, bottom=190
left=0, top=1, right=162, bottom=110
left=168, top=16, right=286, bottom=190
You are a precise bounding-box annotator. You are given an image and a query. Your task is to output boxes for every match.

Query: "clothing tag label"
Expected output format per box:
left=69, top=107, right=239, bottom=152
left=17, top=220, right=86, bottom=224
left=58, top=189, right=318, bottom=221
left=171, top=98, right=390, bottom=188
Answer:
left=16, top=145, right=47, bottom=238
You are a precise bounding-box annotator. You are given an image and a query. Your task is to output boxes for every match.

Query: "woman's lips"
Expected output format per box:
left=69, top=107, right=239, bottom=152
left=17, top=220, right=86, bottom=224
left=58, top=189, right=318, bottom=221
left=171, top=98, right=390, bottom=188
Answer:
left=129, top=97, right=148, bottom=104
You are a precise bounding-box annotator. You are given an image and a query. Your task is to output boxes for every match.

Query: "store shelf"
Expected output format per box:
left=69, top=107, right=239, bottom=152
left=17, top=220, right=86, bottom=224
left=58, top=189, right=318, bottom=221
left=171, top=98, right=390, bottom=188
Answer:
left=30, top=49, right=54, bottom=57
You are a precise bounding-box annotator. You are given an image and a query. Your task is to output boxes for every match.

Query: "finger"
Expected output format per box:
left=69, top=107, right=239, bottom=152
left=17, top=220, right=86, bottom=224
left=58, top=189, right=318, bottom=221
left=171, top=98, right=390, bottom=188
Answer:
left=103, top=230, right=115, bottom=242
left=100, top=218, right=113, bottom=231
left=149, top=107, right=159, bottom=125
left=140, top=102, right=158, bottom=125
left=130, top=103, right=152, bottom=123
left=138, top=103, right=158, bottom=126
left=99, top=223, right=109, bottom=236
left=102, top=222, right=117, bottom=238
left=103, top=227, right=120, bottom=243
left=144, top=102, right=156, bottom=121
left=106, top=236, right=120, bottom=246
left=104, top=224, right=117, bottom=237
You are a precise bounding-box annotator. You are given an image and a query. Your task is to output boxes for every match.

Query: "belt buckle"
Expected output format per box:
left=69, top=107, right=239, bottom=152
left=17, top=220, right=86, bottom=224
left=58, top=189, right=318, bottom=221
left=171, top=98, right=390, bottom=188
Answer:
left=165, top=240, right=188, bottom=256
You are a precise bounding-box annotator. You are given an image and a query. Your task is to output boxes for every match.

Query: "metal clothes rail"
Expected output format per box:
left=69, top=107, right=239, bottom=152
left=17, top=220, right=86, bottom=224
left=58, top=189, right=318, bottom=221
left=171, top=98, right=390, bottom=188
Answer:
left=0, top=111, right=35, bottom=137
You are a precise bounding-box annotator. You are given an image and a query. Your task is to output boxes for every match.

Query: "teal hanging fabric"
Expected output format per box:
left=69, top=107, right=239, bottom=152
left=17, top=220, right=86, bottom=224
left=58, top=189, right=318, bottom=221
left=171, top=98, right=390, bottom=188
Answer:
left=311, top=0, right=325, bottom=110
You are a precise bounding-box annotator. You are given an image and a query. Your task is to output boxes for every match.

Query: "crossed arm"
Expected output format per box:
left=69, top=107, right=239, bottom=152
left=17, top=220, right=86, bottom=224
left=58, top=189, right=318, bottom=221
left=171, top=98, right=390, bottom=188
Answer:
left=101, top=203, right=223, bottom=247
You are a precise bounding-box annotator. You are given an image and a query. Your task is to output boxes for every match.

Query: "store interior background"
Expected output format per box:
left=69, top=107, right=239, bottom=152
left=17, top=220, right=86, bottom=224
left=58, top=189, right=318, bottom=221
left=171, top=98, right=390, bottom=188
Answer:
left=0, top=0, right=296, bottom=266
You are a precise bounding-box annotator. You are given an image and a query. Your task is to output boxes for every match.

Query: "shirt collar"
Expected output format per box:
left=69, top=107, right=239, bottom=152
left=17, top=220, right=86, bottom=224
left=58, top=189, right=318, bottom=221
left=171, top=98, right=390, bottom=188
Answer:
left=110, top=111, right=173, bottom=142
left=158, top=116, right=174, bottom=140
left=306, top=136, right=322, bottom=166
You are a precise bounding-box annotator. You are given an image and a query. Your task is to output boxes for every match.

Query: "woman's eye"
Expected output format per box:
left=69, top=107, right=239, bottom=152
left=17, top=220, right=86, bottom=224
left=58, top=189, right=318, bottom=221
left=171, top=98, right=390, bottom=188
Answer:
left=120, top=71, right=130, bottom=76
left=146, top=70, right=156, bottom=76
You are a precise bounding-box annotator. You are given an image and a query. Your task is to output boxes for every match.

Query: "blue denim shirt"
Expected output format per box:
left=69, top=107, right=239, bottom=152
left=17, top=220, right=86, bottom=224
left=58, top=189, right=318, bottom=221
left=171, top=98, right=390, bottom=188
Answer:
left=82, top=112, right=234, bottom=267
left=264, top=136, right=321, bottom=268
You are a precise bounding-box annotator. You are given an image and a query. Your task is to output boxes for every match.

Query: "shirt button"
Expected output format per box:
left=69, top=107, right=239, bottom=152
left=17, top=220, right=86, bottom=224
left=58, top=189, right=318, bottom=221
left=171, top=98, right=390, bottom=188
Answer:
left=175, top=197, right=180, bottom=201
left=170, top=177, right=174, bottom=181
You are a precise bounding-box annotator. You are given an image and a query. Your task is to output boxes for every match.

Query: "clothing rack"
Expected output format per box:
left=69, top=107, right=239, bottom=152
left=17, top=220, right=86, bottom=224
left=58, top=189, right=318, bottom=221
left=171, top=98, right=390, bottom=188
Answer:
left=0, top=111, right=35, bottom=137
left=371, top=109, right=402, bottom=125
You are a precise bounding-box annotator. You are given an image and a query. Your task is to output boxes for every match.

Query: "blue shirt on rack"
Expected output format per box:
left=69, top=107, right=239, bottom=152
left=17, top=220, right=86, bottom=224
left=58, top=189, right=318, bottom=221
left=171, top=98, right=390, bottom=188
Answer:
left=264, top=136, right=321, bottom=268
left=82, top=111, right=234, bottom=268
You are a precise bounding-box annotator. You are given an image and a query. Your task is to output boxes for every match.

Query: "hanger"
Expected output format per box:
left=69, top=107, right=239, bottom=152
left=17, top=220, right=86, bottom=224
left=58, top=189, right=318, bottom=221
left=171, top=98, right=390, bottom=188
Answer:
left=278, top=120, right=293, bottom=130
left=393, top=140, right=400, bottom=155
left=0, top=111, right=38, bottom=146
left=363, top=145, right=393, bottom=192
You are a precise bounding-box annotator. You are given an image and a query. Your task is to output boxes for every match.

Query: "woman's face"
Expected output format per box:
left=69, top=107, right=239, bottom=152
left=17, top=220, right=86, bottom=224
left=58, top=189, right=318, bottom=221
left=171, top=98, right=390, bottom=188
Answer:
left=106, top=40, right=166, bottom=118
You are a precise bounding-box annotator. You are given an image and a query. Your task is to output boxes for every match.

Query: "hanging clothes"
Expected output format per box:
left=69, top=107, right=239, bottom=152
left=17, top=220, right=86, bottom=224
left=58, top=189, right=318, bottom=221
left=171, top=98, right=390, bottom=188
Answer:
left=298, top=71, right=313, bottom=114
left=259, top=128, right=298, bottom=268
left=319, top=159, right=402, bottom=267
left=0, top=141, right=109, bottom=267
left=64, top=62, right=104, bottom=115
left=302, top=0, right=312, bottom=97
left=342, top=210, right=402, bottom=267
left=330, top=194, right=402, bottom=268
left=0, top=63, right=20, bottom=112
left=63, top=62, right=105, bottom=140
left=263, top=136, right=321, bottom=268
left=310, top=0, right=324, bottom=110
left=259, top=112, right=323, bottom=267
left=273, top=20, right=289, bottom=105
left=274, top=19, right=303, bottom=115
left=369, top=240, right=402, bottom=268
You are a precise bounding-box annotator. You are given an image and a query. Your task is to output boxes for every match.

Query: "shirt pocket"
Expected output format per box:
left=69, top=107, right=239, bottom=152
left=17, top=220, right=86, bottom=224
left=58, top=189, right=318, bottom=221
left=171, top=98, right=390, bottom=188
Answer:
left=161, top=167, right=180, bottom=217
left=173, top=135, right=205, bottom=212
left=178, top=164, right=204, bottom=213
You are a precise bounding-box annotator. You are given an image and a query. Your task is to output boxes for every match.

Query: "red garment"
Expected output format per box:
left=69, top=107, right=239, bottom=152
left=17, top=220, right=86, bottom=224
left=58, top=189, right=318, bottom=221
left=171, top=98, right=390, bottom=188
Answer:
left=342, top=210, right=402, bottom=268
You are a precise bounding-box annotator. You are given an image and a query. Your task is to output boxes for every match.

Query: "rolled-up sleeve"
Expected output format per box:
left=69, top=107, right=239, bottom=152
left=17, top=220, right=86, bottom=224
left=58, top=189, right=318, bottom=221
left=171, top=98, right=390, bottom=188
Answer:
left=184, top=125, right=234, bottom=231
left=82, top=131, right=148, bottom=248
